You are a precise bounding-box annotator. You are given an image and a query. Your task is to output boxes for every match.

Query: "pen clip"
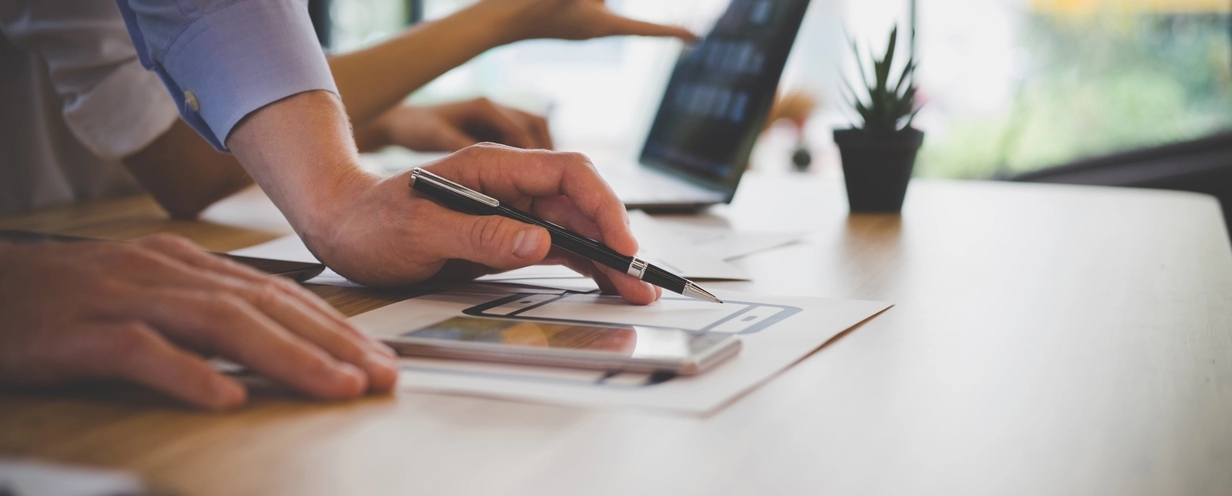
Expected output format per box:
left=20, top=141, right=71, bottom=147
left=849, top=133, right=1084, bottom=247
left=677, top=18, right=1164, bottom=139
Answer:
left=410, top=168, right=500, bottom=208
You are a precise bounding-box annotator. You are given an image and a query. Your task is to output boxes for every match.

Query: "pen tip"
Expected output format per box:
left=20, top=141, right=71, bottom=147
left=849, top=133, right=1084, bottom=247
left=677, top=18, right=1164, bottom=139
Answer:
left=683, top=282, right=723, bottom=304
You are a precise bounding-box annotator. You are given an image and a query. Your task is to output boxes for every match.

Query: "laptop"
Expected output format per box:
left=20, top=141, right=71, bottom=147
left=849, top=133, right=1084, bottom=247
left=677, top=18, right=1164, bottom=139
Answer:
left=605, top=0, right=812, bottom=211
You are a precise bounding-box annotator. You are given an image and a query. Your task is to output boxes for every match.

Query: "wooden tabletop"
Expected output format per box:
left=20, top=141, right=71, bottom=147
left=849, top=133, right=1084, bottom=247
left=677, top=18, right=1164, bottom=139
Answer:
left=2, top=173, right=1230, bottom=496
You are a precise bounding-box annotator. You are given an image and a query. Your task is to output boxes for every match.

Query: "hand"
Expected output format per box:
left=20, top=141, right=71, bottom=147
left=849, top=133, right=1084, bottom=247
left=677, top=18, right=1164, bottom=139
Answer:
left=309, top=143, right=662, bottom=305
left=0, top=235, right=399, bottom=410
left=478, top=0, right=697, bottom=43
left=355, top=98, right=553, bottom=153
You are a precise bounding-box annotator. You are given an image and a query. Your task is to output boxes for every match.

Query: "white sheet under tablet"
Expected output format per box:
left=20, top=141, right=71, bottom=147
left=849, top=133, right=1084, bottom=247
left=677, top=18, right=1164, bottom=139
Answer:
left=351, top=289, right=891, bottom=415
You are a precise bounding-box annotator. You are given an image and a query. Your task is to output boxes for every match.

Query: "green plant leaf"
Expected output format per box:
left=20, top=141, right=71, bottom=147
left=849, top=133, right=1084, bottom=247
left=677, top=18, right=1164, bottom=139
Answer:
left=894, top=59, right=915, bottom=94
left=882, top=26, right=898, bottom=88
left=850, top=38, right=873, bottom=94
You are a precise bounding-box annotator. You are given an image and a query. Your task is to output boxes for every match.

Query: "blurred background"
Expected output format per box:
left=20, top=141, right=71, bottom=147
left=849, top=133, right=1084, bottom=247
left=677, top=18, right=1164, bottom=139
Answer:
left=316, top=0, right=1232, bottom=190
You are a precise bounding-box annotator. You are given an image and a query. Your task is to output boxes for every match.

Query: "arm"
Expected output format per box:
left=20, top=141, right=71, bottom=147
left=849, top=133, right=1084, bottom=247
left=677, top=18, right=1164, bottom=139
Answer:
left=122, top=120, right=253, bottom=219
left=226, top=91, right=661, bottom=305
left=118, top=0, right=658, bottom=304
left=123, top=0, right=692, bottom=217
left=330, top=0, right=696, bottom=127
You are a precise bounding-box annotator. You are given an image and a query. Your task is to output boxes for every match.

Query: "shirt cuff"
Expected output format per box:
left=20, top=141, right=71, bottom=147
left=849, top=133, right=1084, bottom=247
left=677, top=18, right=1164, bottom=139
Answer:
left=61, top=58, right=179, bottom=160
left=160, top=0, right=336, bottom=151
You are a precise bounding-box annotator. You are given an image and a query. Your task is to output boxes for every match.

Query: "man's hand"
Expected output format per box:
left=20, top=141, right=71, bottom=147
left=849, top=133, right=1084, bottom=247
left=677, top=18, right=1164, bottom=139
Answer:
left=481, top=0, right=698, bottom=43
left=0, top=235, right=398, bottom=410
left=229, top=92, right=657, bottom=305
left=355, top=98, right=553, bottom=153
left=311, top=143, right=662, bottom=305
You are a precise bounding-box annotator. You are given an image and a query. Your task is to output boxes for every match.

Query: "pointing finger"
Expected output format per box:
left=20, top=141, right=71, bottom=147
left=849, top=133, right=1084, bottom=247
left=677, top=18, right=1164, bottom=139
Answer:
left=605, top=16, right=698, bottom=42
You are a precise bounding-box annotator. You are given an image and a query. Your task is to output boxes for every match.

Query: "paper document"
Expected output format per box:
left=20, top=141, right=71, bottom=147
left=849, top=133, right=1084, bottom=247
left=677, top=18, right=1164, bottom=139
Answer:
left=230, top=211, right=805, bottom=289
left=475, top=211, right=757, bottom=285
left=352, top=289, right=890, bottom=414
left=0, top=459, right=145, bottom=496
left=633, top=211, right=807, bottom=261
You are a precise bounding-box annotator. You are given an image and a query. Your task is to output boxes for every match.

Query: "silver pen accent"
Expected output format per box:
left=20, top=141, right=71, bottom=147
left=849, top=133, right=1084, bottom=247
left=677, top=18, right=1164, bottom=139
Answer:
left=626, top=257, right=648, bottom=279
left=683, top=281, right=723, bottom=304
left=411, top=168, right=500, bottom=207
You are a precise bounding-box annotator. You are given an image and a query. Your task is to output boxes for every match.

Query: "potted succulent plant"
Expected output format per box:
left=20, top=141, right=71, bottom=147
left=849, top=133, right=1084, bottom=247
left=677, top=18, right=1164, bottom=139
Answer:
left=835, top=26, right=923, bottom=213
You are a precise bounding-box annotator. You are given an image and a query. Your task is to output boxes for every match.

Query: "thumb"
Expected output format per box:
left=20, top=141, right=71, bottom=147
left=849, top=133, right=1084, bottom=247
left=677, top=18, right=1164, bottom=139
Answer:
left=436, top=208, right=552, bottom=271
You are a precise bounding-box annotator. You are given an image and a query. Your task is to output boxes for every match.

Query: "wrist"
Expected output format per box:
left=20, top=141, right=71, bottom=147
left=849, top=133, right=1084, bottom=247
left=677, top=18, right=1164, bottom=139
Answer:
left=295, top=162, right=381, bottom=256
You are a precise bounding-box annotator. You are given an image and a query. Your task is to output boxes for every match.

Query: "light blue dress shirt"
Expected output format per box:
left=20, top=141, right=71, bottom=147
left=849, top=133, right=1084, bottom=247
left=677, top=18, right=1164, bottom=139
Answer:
left=114, top=0, right=338, bottom=151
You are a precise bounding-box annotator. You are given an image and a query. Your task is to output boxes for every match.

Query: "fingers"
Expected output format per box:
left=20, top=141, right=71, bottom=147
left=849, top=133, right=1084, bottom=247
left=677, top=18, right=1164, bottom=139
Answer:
left=416, top=202, right=553, bottom=271
left=491, top=105, right=552, bottom=150
left=215, top=281, right=398, bottom=392
left=605, top=16, right=697, bottom=42
left=433, top=124, right=480, bottom=151
left=550, top=249, right=661, bottom=305
left=128, top=289, right=369, bottom=401
left=522, top=111, right=553, bottom=150
left=133, top=235, right=398, bottom=392
left=136, top=235, right=360, bottom=337
left=91, top=322, right=247, bottom=410
left=434, top=146, right=637, bottom=257
left=461, top=98, right=543, bottom=149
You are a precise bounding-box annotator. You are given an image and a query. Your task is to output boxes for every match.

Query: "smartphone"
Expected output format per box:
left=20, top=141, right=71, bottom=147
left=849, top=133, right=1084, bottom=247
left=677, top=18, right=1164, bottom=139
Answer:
left=385, top=316, right=742, bottom=375
left=0, top=229, right=325, bottom=282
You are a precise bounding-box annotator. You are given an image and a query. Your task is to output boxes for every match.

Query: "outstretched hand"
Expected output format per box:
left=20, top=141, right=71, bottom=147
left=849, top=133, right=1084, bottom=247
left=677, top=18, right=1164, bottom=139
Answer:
left=311, top=143, right=662, bottom=305
left=482, top=0, right=697, bottom=43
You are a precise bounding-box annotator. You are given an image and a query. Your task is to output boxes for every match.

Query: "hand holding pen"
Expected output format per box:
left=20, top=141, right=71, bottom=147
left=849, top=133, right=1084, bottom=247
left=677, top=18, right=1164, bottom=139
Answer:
left=410, top=166, right=722, bottom=303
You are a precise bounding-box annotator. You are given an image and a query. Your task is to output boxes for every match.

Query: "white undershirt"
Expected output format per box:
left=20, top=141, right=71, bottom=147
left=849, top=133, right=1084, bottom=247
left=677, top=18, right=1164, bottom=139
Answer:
left=0, top=0, right=179, bottom=213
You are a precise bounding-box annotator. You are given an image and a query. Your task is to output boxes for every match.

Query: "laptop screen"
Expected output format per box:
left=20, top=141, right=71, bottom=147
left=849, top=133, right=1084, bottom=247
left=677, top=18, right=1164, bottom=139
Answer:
left=639, top=0, right=811, bottom=192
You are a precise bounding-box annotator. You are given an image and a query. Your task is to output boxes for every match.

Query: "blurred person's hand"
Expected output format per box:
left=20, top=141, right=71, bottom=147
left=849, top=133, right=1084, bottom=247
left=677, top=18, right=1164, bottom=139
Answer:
left=480, top=0, right=697, bottom=43
left=355, top=98, right=553, bottom=153
left=0, top=235, right=399, bottom=410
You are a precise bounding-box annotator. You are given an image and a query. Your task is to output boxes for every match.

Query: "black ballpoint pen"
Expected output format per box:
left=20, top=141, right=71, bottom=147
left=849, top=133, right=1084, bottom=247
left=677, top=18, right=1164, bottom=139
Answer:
left=409, top=168, right=723, bottom=304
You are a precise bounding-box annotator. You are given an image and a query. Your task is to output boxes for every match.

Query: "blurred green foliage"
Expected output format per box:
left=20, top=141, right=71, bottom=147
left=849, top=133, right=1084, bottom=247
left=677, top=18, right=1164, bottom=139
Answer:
left=916, top=11, right=1232, bottom=179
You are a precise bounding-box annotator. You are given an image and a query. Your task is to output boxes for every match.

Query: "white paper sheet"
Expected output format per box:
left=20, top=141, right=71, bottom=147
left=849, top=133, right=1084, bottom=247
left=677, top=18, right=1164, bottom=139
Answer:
left=0, top=459, right=145, bottom=496
left=229, top=211, right=805, bottom=288
left=473, top=211, right=756, bottom=285
left=632, top=211, right=807, bottom=261
left=352, top=289, right=891, bottom=415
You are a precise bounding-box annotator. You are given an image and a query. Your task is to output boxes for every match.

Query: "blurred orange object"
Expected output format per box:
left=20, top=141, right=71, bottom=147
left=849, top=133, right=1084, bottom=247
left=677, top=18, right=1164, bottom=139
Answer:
left=765, top=90, right=818, bottom=132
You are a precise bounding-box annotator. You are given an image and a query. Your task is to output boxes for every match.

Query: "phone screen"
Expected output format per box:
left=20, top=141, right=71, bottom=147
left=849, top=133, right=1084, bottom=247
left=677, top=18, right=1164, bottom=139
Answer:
left=403, top=316, right=732, bottom=360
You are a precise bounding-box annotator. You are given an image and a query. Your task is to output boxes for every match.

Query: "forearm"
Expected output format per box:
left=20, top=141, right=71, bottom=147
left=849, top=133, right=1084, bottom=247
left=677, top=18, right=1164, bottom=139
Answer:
left=226, top=91, right=376, bottom=250
left=122, top=120, right=254, bottom=219
left=328, top=3, right=516, bottom=126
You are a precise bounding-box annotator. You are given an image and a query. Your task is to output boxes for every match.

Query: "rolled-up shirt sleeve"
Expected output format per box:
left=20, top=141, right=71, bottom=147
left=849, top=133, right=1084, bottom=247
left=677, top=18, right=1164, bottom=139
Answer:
left=115, top=0, right=336, bottom=151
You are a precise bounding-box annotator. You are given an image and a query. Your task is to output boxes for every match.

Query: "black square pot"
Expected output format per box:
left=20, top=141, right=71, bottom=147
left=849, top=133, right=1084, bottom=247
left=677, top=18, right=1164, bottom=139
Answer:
left=834, top=128, right=924, bottom=213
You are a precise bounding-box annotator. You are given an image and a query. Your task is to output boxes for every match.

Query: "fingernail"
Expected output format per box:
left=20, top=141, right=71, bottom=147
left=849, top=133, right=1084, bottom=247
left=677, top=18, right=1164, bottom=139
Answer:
left=364, top=350, right=400, bottom=392
left=210, top=379, right=246, bottom=410
left=333, top=363, right=367, bottom=393
left=512, top=229, right=541, bottom=258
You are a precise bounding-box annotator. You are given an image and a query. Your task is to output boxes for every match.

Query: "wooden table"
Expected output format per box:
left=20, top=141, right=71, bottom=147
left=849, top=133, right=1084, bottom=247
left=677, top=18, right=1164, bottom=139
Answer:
left=2, top=173, right=1231, bottom=495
